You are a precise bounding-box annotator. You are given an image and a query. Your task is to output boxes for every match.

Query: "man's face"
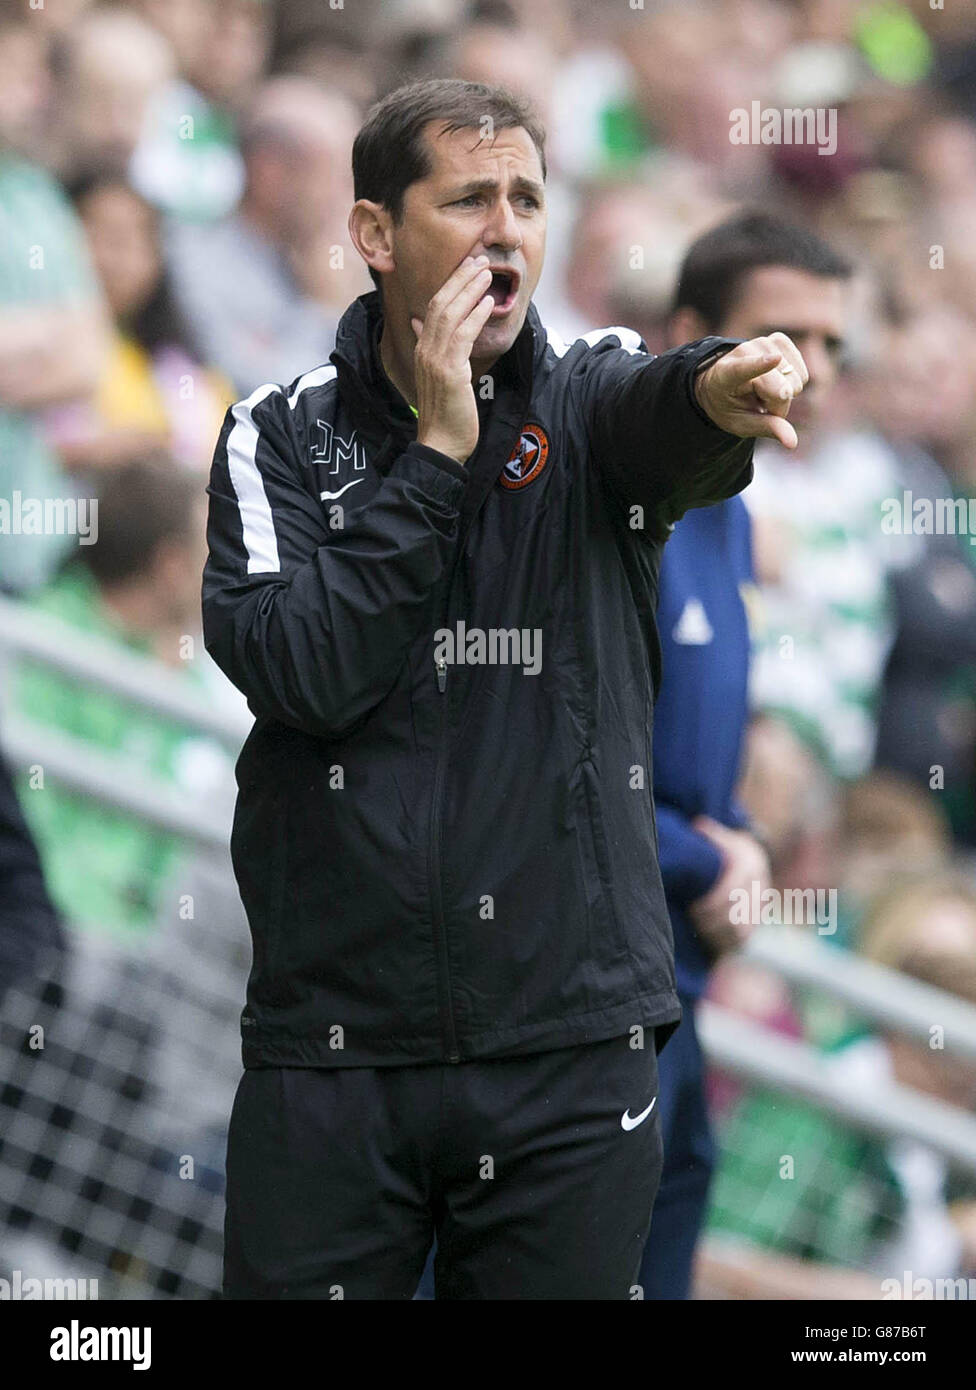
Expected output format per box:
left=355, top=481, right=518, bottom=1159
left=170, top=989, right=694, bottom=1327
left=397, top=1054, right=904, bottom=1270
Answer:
left=388, top=122, right=546, bottom=367
left=719, top=266, right=848, bottom=429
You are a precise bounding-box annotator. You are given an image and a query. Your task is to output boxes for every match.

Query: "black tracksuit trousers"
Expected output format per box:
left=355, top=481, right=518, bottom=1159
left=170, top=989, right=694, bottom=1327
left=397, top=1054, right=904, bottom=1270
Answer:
left=223, top=1031, right=662, bottom=1300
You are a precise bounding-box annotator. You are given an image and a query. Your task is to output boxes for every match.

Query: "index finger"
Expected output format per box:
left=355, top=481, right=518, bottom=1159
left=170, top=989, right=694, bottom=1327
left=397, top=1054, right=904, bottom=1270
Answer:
left=717, top=343, right=784, bottom=389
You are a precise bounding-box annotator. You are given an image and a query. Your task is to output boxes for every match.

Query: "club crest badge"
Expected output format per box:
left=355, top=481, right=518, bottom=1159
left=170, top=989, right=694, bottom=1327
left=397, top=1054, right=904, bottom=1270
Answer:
left=500, top=424, right=550, bottom=491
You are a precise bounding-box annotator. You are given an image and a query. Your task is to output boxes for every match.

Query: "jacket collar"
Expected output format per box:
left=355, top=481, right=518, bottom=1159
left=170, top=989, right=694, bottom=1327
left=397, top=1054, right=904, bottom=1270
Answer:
left=329, top=289, right=544, bottom=441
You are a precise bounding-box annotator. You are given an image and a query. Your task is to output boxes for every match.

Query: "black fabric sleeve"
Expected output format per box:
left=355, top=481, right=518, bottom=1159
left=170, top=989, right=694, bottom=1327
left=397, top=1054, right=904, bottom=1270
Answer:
left=577, top=333, right=755, bottom=530
left=202, top=391, right=467, bottom=738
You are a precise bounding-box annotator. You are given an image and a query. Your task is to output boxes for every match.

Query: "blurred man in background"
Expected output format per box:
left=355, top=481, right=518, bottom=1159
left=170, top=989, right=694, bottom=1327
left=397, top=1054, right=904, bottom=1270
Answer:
left=703, top=217, right=895, bottom=784
left=10, top=456, right=230, bottom=938
left=52, top=6, right=176, bottom=182
left=165, top=77, right=367, bottom=396
left=637, top=211, right=853, bottom=1299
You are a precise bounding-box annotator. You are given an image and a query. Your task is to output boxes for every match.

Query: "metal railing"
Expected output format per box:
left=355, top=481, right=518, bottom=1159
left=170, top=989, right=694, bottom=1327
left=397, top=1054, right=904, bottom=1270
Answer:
left=699, top=1001, right=976, bottom=1174
left=745, top=923, right=976, bottom=1063
left=0, top=593, right=251, bottom=751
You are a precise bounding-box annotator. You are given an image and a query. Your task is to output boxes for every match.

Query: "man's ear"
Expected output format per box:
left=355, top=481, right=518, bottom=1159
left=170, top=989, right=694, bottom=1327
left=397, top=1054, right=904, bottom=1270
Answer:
left=348, top=200, right=396, bottom=279
left=669, top=306, right=712, bottom=348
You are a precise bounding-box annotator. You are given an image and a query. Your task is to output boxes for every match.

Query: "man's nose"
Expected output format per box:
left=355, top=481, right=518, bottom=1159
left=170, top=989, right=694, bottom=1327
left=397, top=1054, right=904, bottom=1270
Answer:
left=481, top=197, right=522, bottom=253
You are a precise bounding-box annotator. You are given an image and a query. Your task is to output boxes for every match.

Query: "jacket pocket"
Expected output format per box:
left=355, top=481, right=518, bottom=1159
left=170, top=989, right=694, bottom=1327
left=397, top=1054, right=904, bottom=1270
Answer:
left=231, top=781, right=288, bottom=1002
left=577, top=754, right=629, bottom=962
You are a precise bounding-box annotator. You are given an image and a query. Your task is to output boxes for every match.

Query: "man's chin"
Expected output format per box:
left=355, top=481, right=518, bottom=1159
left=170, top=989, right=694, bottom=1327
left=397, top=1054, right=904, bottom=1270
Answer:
left=474, top=305, right=528, bottom=363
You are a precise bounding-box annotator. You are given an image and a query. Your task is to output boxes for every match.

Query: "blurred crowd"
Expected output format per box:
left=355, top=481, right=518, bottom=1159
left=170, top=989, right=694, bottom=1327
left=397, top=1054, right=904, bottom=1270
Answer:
left=3, top=0, right=976, bottom=1297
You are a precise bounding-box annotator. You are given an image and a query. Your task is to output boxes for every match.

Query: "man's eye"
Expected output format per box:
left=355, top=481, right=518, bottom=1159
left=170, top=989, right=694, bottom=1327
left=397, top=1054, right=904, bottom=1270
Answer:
left=453, top=195, right=482, bottom=207
left=517, top=195, right=540, bottom=210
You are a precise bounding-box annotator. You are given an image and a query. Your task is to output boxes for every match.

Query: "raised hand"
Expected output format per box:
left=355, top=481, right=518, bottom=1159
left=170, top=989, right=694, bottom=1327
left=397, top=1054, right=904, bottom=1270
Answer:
left=410, top=254, right=496, bottom=466
left=694, top=332, right=809, bottom=449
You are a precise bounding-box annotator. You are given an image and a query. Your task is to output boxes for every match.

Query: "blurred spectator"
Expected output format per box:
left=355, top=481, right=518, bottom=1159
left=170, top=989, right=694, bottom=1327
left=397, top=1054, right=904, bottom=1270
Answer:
left=710, top=712, right=839, bottom=1105
left=10, top=457, right=233, bottom=937
left=862, top=301, right=976, bottom=843
left=44, top=174, right=233, bottom=474
left=0, top=7, right=52, bottom=165
left=736, top=713, right=839, bottom=884
left=51, top=3, right=246, bottom=222
left=0, top=740, right=63, bottom=1007
left=675, top=212, right=896, bottom=780
left=165, top=77, right=367, bottom=396
left=128, top=0, right=254, bottom=221
left=52, top=7, right=176, bottom=182
left=191, top=0, right=270, bottom=114
left=565, top=173, right=729, bottom=350
left=706, top=873, right=976, bottom=1290
left=0, top=9, right=108, bottom=597
left=838, top=770, right=952, bottom=933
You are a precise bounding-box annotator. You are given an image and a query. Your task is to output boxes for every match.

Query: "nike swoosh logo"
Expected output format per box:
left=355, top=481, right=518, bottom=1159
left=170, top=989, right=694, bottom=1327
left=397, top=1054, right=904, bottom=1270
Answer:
left=320, top=479, right=364, bottom=501
left=621, top=1095, right=657, bottom=1131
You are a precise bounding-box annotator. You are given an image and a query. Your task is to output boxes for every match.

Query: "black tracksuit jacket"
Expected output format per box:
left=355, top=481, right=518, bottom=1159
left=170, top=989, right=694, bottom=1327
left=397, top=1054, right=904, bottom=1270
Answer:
left=202, top=290, right=754, bottom=1068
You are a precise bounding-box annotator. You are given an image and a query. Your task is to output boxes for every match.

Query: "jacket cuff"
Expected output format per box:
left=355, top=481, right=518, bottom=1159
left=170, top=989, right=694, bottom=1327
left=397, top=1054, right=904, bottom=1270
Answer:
left=405, top=440, right=468, bottom=482
left=672, top=830, right=725, bottom=902
left=683, top=337, right=744, bottom=432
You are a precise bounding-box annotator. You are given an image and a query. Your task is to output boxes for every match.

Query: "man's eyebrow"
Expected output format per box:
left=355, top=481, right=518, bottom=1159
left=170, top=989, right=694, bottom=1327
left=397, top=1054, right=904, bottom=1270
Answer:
left=757, top=325, right=846, bottom=349
left=443, top=175, right=546, bottom=199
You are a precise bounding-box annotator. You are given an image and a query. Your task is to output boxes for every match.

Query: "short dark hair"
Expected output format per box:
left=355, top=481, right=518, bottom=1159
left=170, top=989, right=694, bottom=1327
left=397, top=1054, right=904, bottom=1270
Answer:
left=673, top=210, right=853, bottom=331
left=352, top=77, right=547, bottom=289
left=82, top=455, right=199, bottom=589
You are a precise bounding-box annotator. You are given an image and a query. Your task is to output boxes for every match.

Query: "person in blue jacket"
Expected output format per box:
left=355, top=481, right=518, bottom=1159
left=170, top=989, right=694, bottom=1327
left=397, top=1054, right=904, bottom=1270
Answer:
left=636, top=492, right=767, bottom=1300
left=637, top=210, right=853, bottom=1299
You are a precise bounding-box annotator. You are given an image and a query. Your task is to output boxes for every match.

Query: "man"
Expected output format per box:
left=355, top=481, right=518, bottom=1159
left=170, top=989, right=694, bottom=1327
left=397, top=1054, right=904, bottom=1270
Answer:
left=636, top=210, right=853, bottom=1299
left=203, top=78, right=806, bottom=1300
left=700, top=214, right=892, bottom=780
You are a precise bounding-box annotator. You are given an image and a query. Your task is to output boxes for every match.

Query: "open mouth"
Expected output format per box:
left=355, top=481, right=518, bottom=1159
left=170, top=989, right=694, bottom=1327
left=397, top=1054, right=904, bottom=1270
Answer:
left=487, top=267, right=520, bottom=315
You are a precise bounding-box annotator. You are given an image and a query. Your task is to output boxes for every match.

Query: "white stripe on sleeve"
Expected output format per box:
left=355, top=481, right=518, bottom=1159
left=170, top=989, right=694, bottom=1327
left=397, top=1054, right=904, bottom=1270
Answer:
left=546, top=325, right=644, bottom=358
left=227, top=382, right=282, bottom=575
left=287, top=363, right=337, bottom=410
left=579, top=325, right=643, bottom=354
